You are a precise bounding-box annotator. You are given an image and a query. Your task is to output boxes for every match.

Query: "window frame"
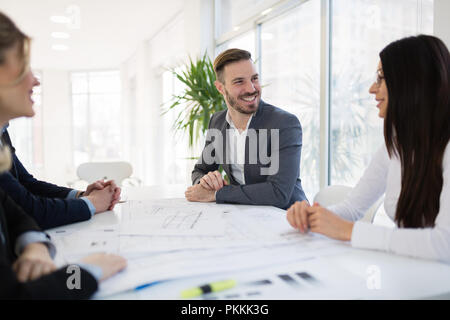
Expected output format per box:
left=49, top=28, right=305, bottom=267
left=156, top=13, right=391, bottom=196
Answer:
left=69, top=69, right=122, bottom=167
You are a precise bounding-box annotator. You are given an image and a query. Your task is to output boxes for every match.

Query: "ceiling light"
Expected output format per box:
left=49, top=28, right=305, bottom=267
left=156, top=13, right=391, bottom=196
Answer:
left=50, top=15, right=70, bottom=24
left=52, top=44, right=69, bottom=51
left=233, top=26, right=240, bottom=31
left=261, top=8, right=273, bottom=16
left=51, top=32, right=70, bottom=39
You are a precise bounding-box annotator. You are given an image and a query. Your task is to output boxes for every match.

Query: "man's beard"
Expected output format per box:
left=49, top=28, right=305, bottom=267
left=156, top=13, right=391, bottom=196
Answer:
left=224, top=88, right=259, bottom=115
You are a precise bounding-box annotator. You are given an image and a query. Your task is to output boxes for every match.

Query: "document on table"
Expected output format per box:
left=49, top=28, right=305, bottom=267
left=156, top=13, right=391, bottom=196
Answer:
left=47, top=228, right=120, bottom=264
left=97, top=203, right=351, bottom=297
left=97, top=239, right=351, bottom=298
left=136, top=258, right=367, bottom=300
left=47, top=198, right=351, bottom=298
left=118, top=204, right=337, bottom=253
left=193, top=259, right=366, bottom=300
left=119, top=200, right=226, bottom=236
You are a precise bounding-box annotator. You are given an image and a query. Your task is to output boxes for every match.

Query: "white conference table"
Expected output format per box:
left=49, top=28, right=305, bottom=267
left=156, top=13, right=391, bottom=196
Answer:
left=48, top=185, right=450, bottom=300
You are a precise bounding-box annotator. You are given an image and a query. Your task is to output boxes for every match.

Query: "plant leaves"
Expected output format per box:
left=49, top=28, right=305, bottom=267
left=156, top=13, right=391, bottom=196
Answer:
left=161, top=51, right=226, bottom=148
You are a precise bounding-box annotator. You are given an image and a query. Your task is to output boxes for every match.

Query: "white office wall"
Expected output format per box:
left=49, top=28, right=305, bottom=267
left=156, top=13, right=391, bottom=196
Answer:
left=121, top=43, right=153, bottom=186
left=40, top=69, right=73, bottom=186
left=120, top=0, right=215, bottom=186
left=434, top=0, right=450, bottom=47
left=184, top=0, right=215, bottom=58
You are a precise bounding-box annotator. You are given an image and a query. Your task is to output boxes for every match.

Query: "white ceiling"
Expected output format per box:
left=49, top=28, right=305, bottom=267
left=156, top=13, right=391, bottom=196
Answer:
left=0, top=0, right=184, bottom=70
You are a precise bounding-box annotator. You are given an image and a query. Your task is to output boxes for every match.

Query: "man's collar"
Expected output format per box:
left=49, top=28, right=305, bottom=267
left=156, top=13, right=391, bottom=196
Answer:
left=225, top=110, right=253, bottom=130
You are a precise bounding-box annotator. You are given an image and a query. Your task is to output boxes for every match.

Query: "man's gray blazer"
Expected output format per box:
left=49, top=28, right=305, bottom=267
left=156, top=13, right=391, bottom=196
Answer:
left=192, top=100, right=308, bottom=209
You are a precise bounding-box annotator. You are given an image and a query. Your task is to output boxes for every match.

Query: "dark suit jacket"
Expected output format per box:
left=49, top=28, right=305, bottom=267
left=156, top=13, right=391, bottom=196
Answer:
left=0, top=187, right=97, bottom=299
left=192, top=100, right=307, bottom=209
left=0, top=130, right=91, bottom=230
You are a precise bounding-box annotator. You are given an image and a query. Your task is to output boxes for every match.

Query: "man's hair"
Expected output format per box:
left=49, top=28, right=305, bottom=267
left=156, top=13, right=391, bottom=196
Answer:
left=213, top=48, right=252, bottom=83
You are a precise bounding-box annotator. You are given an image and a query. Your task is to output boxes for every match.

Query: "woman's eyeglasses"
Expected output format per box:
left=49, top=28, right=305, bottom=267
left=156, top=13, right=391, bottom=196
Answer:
left=374, top=70, right=385, bottom=87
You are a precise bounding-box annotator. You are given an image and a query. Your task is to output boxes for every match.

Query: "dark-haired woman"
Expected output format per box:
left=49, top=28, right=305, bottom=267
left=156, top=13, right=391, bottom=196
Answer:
left=287, top=34, right=450, bottom=263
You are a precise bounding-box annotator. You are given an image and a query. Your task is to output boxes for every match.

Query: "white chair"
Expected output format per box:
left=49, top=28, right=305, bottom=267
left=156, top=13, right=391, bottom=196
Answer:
left=313, top=185, right=384, bottom=223
left=76, top=161, right=140, bottom=187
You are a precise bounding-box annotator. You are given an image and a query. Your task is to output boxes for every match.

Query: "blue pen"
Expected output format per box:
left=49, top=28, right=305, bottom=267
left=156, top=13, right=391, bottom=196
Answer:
left=134, top=281, right=161, bottom=291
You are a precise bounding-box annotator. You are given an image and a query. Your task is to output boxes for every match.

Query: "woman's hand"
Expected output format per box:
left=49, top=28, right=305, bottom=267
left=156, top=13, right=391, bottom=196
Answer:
left=12, top=243, right=57, bottom=282
left=306, top=203, right=354, bottom=241
left=286, top=200, right=311, bottom=233
left=287, top=201, right=354, bottom=241
left=81, top=253, right=127, bottom=282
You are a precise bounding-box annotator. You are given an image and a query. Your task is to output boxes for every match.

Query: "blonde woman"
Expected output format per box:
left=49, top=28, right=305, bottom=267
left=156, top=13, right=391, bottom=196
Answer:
left=0, top=11, right=126, bottom=299
left=0, top=15, right=120, bottom=229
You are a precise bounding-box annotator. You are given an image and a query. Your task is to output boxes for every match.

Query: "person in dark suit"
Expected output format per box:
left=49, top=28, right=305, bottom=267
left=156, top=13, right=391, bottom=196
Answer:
left=0, top=185, right=126, bottom=299
left=0, top=10, right=126, bottom=299
left=186, top=48, right=307, bottom=209
left=0, top=128, right=121, bottom=229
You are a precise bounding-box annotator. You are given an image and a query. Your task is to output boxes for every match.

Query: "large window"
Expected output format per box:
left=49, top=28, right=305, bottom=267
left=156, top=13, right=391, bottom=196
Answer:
left=216, top=0, right=434, bottom=200
left=330, top=0, right=434, bottom=186
left=260, top=0, right=321, bottom=201
left=8, top=71, right=44, bottom=169
left=216, top=0, right=280, bottom=38
left=216, top=30, right=257, bottom=61
left=71, top=71, right=122, bottom=167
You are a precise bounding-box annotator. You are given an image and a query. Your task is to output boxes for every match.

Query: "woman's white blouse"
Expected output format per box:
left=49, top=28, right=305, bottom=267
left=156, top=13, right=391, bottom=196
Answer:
left=328, top=142, right=450, bottom=263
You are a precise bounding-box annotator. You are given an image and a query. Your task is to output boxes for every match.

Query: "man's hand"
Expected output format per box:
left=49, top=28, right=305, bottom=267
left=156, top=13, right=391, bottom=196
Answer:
left=12, top=243, right=57, bottom=282
left=102, top=180, right=121, bottom=210
left=199, top=171, right=228, bottom=191
left=185, top=184, right=216, bottom=202
left=83, top=180, right=105, bottom=197
left=83, top=180, right=121, bottom=211
left=86, top=185, right=114, bottom=214
left=81, top=253, right=127, bottom=282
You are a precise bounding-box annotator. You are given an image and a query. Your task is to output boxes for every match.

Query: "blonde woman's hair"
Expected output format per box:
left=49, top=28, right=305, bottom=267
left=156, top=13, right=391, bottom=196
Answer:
left=0, top=145, right=12, bottom=173
left=0, top=11, right=30, bottom=86
left=0, top=11, right=25, bottom=171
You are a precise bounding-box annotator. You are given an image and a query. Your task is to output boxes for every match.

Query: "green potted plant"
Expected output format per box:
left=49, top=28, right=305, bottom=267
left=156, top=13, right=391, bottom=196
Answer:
left=165, top=52, right=226, bottom=148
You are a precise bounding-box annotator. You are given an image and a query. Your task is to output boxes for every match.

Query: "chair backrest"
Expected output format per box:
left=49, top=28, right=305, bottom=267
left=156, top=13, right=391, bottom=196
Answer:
left=313, top=185, right=383, bottom=223
left=76, top=161, right=133, bottom=186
